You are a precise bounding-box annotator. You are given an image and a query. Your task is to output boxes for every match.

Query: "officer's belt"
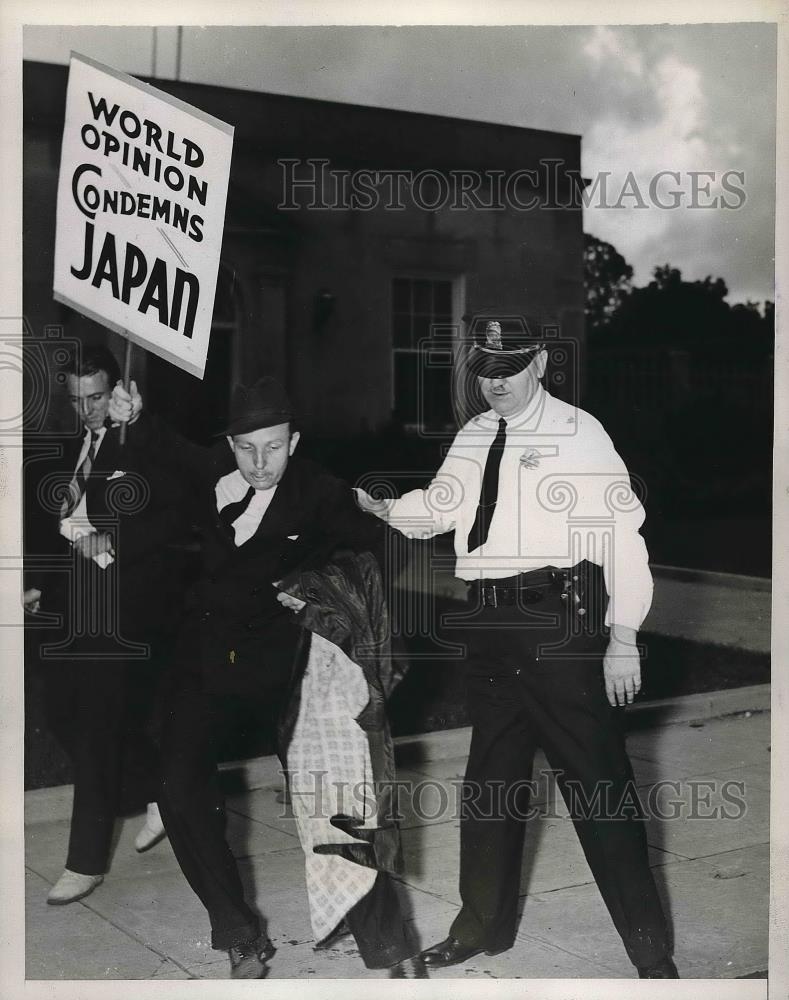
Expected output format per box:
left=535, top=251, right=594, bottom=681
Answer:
left=468, top=567, right=570, bottom=608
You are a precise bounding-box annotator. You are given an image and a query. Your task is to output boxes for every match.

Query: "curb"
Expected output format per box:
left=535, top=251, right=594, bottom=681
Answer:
left=393, top=682, right=771, bottom=764
left=650, top=564, right=771, bottom=592
left=622, top=681, right=771, bottom=728
left=24, top=683, right=771, bottom=822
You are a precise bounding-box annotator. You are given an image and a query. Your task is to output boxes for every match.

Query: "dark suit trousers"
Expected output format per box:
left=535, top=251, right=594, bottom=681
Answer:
left=40, top=657, right=161, bottom=875
left=158, top=628, right=412, bottom=965
left=447, top=589, right=670, bottom=970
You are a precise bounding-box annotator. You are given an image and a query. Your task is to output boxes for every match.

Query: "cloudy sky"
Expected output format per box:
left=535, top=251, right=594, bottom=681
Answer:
left=25, top=22, right=777, bottom=305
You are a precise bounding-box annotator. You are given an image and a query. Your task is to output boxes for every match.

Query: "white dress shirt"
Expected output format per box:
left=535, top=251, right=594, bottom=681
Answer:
left=215, top=469, right=278, bottom=546
left=66, top=425, right=107, bottom=524
left=59, top=425, right=116, bottom=568
left=386, top=386, right=653, bottom=630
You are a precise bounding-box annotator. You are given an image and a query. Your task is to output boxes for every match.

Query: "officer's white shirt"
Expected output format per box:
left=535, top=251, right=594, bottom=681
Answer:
left=215, top=469, right=278, bottom=546
left=387, top=386, right=653, bottom=630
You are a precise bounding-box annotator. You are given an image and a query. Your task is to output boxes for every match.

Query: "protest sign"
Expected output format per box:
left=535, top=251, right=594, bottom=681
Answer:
left=53, top=53, right=234, bottom=379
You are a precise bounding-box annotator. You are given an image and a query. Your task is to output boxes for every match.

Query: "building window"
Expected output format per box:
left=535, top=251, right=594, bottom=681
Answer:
left=392, top=276, right=458, bottom=431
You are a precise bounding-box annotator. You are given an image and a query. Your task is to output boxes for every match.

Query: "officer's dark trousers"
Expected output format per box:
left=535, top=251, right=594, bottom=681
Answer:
left=40, top=658, right=161, bottom=876
left=158, top=648, right=413, bottom=968
left=447, top=580, right=671, bottom=970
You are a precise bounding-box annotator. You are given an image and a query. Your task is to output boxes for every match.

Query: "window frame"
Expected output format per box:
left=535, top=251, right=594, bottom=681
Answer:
left=389, top=273, right=465, bottom=433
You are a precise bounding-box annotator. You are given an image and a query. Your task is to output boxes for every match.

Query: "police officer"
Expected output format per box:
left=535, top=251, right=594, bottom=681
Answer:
left=358, top=319, right=678, bottom=979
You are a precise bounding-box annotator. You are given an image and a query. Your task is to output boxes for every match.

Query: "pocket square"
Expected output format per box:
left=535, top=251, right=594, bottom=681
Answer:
left=107, top=470, right=126, bottom=480
left=288, top=534, right=300, bottom=541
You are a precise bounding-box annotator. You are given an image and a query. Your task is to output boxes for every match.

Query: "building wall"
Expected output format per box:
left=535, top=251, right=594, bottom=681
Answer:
left=213, top=159, right=584, bottom=436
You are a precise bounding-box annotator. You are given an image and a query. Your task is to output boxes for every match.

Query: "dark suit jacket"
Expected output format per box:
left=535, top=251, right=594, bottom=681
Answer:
left=28, top=422, right=186, bottom=657
left=124, top=413, right=392, bottom=692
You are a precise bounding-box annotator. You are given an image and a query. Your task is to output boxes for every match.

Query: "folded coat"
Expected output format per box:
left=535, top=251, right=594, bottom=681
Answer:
left=277, top=550, right=408, bottom=943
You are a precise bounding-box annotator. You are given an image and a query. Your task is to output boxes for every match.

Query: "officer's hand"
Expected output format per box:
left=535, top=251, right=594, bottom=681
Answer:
left=23, top=588, right=42, bottom=614
left=354, top=488, right=392, bottom=520
left=109, top=379, right=142, bottom=425
left=74, top=532, right=115, bottom=560
left=603, top=627, right=641, bottom=707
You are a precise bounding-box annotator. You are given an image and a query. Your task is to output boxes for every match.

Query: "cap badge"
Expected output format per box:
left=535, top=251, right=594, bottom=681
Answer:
left=485, top=321, right=503, bottom=349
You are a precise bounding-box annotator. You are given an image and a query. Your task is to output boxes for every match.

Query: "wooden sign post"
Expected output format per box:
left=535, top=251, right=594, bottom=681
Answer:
left=119, top=337, right=133, bottom=445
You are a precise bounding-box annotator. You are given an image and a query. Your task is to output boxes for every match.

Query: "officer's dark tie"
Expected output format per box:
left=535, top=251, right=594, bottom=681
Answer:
left=467, top=417, right=507, bottom=553
left=61, top=429, right=100, bottom=519
left=219, top=485, right=256, bottom=541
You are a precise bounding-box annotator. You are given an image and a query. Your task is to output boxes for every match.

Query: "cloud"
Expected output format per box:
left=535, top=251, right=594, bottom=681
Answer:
left=583, top=26, right=644, bottom=77
left=24, top=23, right=774, bottom=304
left=579, top=25, right=775, bottom=303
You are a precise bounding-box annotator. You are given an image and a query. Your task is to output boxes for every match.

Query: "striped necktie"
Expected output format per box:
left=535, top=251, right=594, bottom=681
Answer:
left=467, top=417, right=507, bottom=553
left=61, top=430, right=100, bottom=519
left=219, top=485, right=256, bottom=542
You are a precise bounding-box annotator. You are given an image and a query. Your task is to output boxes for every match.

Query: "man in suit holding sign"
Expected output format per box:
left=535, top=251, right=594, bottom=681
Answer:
left=25, top=344, right=183, bottom=904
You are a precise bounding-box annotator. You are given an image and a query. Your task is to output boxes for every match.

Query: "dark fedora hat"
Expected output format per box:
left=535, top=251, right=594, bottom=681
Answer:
left=222, top=377, right=295, bottom=437
left=465, top=319, right=545, bottom=378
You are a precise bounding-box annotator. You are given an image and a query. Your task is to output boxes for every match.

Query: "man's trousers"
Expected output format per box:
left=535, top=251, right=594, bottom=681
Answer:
left=39, top=657, right=162, bottom=875
left=158, top=644, right=414, bottom=968
left=446, top=569, right=671, bottom=970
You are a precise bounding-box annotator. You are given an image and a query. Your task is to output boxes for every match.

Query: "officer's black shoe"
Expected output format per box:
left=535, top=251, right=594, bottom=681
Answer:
left=421, top=936, right=507, bottom=968
left=638, top=957, right=680, bottom=979
left=228, top=938, right=271, bottom=979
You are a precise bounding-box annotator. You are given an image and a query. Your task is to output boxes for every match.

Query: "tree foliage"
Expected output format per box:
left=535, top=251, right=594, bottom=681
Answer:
left=584, top=233, right=633, bottom=332
left=584, top=238, right=774, bottom=357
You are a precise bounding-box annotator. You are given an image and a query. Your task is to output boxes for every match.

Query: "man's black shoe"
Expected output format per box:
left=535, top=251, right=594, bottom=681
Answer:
left=421, top=936, right=507, bottom=968
left=388, top=955, right=430, bottom=978
left=259, top=936, right=277, bottom=962
left=638, top=957, right=679, bottom=979
left=228, top=938, right=271, bottom=979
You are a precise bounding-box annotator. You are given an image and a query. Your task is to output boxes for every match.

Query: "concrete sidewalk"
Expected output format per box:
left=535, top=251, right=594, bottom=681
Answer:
left=24, top=685, right=770, bottom=982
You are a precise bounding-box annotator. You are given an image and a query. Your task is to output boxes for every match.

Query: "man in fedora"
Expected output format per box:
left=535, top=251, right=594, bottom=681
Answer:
left=358, top=319, right=678, bottom=979
left=110, top=376, right=422, bottom=979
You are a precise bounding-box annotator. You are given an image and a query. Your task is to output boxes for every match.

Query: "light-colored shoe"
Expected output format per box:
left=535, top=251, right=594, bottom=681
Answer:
left=134, top=801, right=167, bottom=853
left=47, top=869, right=104, bottom=905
